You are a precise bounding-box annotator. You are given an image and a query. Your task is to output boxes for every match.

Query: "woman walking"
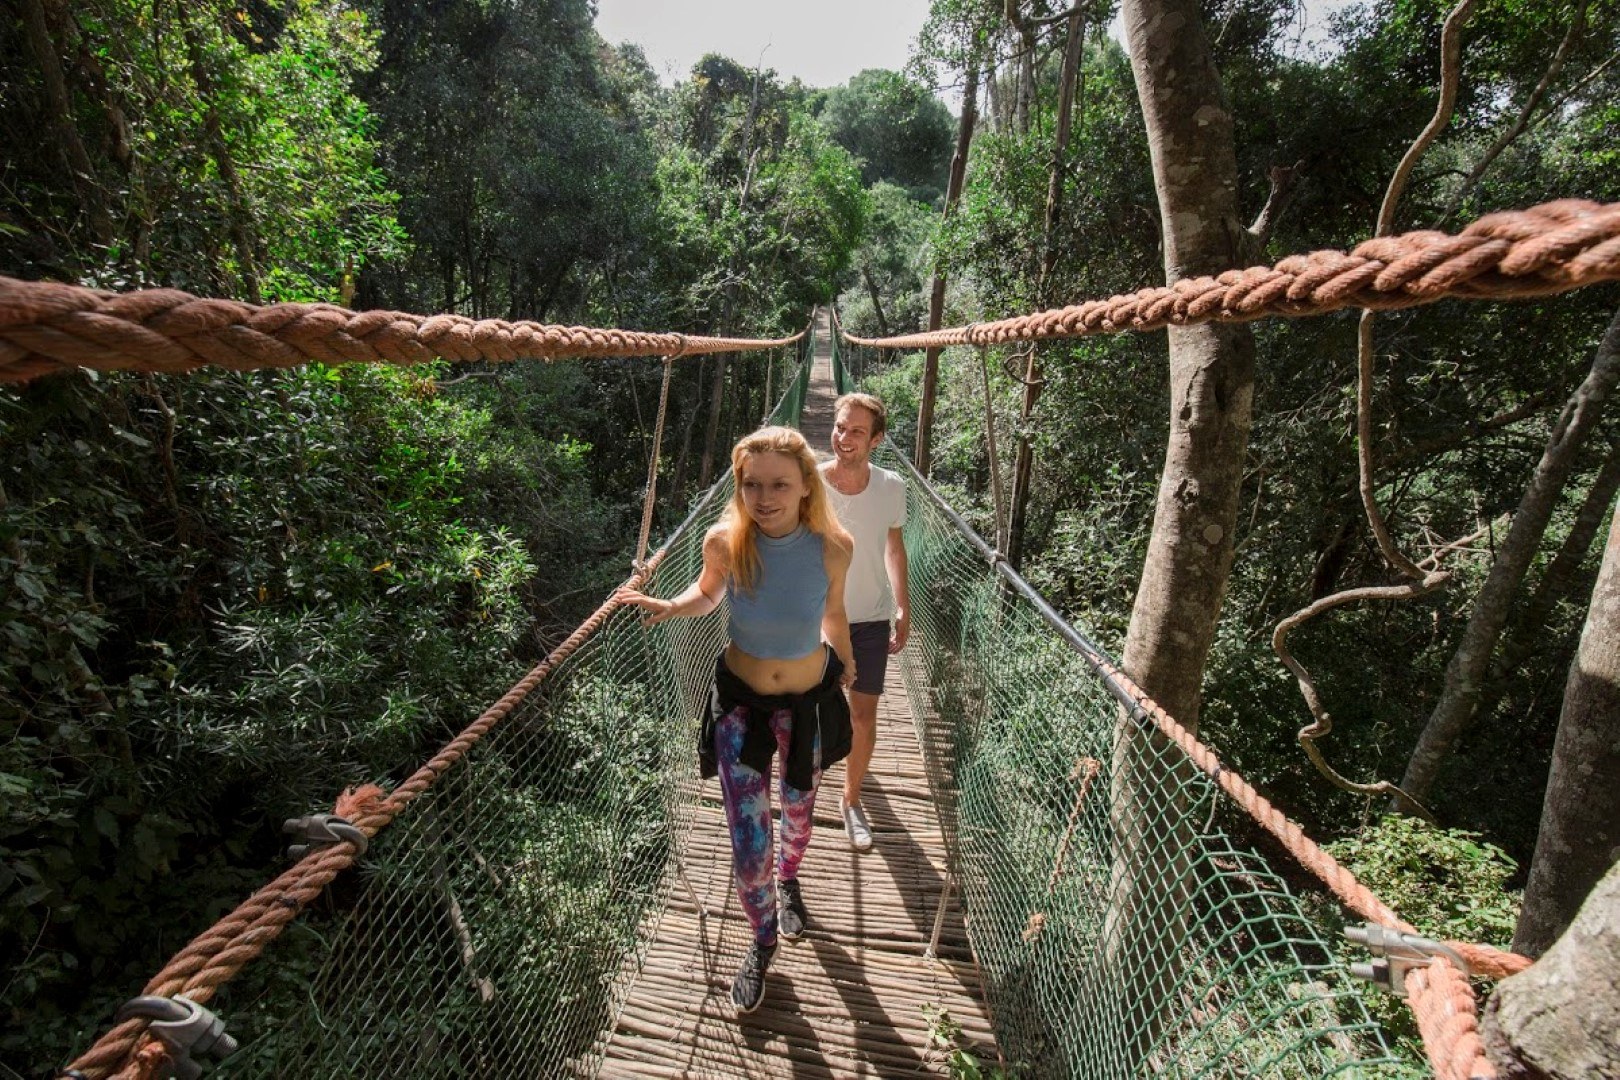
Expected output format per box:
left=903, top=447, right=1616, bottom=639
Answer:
left=615, top=426, right=855, bottom=1014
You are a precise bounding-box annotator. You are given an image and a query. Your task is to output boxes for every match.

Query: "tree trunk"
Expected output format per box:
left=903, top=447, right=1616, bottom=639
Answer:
left=1108, top=0, right=1253, bottom=1064
left=672, top=360, right=705, bottom=498
left=1484, top=858, right=1620, bottom=1077
left=1004, top=0, right=1038, bottom=135
left=182, top=14, right=261, bottom=303
left=1475, top=438, right=1620, bottom=719
left=699, top=68, right=764, bottom=488
left=698, top=352, right=729, bottom=489
left=1007, top=11, right=1085, bottom=570
left=1120, top=0, right=1254, bottom=732
left=862, top=265, right=890, bottom=339
left=916, top=59, right=981, bottom=476
left=20, top=0, right=111, bottom=243
left=1510, top=502, right=1620, bottom=958
left=1402, top=307, right=1620, bottom=803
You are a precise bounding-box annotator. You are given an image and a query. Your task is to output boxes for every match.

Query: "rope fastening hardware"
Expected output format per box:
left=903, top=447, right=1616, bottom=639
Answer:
left=1345, top=923, right=1471, bottom=997
left=283, top=812, right=368, bottom=860
left=111, top=994, right=238, bottom=1079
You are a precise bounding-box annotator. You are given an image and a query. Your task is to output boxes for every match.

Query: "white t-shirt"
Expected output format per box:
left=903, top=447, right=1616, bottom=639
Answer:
left=820, top=462, right=907, bottom=624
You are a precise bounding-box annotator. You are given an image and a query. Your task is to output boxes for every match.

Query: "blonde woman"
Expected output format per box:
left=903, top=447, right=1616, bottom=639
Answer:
left=615, top=426, right=856, bottom=1014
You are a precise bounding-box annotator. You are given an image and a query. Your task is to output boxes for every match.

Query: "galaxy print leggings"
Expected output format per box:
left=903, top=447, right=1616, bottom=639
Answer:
left=714, top=705, right=822, bottom=946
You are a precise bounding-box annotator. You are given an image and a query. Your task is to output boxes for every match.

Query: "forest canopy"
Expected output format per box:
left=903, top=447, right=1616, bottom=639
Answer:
left=3, top=0, right=1618, bottom=1074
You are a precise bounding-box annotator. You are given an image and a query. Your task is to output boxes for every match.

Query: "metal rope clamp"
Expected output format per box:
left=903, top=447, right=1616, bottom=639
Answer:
left=1345, top=924, right=1471, bottom=997
left=112, top=994, right=238, bottom=1079
left=283, top=812, right=367, bottom=860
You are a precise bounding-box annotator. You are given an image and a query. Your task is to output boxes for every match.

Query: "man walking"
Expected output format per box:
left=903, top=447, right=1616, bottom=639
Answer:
left=819, top=393, right=909, bottom=852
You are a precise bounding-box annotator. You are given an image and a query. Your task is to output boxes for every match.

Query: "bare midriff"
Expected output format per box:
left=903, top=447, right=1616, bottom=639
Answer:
left=725, top=642, right=826, bottom=696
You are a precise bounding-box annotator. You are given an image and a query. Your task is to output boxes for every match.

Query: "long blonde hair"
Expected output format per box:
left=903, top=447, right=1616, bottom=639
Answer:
left=720, top=426, right=840, bottom=592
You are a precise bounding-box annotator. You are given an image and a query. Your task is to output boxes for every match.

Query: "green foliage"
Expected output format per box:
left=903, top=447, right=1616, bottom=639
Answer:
left=924, top=1004, right=1017, bottom=1078
left=821, top=69, right=955, bottom=203
left=839, top=181, right=938, bottom=339
left=0, top=360, right=623, bottom=1073
left=354, top=0, right=658, bottom=320
left=903, top=0, right=1620, bottom=881
left=1327, top=816, right=1522, bottom=947
left=1, top=0, right=402, bottom=298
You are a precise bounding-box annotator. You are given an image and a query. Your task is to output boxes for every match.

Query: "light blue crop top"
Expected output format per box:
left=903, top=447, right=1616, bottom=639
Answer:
left=726, top=525, right=828, bottom=659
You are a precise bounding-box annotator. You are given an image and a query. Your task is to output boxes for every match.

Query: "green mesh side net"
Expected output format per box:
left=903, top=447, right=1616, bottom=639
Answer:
left=876, top=439, right=1402, bottom=1078
left=187, top=332, right=1397, bottom=1078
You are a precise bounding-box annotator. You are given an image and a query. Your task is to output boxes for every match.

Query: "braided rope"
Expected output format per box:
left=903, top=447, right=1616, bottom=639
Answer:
left=839, top=199, right=1620, bottom=350
left=1086, top=652, right=1530, bottom=1079
left=0, top=278, right=804, bottom=384
left=61, top=554, right=664, bottom=1080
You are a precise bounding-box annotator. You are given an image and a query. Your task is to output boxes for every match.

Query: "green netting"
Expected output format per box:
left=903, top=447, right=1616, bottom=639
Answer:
left=875, top=438, right=1402, bottom=1078
left=831, top=323, right=850, bottom=395
left=194, top=357, right=812, bottom=1078
left=773, top=322, right=815, bottom=426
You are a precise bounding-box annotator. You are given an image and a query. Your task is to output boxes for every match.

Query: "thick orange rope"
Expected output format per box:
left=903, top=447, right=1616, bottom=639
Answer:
left=62, top=554, right=664, bottom=1080
left=840, top=199, right=1620, bottom=350
left=0, top=279, right=804, bottom=384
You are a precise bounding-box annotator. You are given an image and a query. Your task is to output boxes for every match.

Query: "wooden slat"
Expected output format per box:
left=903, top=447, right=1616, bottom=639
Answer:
left=592, top=315, right=1000, bottom=1077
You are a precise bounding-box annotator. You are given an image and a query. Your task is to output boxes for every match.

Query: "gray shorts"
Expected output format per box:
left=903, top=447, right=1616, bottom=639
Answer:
left=849, top=621, right=892, bottom=696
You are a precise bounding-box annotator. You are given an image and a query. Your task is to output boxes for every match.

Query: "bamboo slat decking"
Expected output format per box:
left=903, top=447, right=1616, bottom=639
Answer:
left=594, top=313, right=1000, bottom=1077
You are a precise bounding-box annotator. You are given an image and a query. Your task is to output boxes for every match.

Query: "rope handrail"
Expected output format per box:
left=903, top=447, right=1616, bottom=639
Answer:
left=0, top=276, right=807, bottom=384
left=838, top=199, right=1620, bottom=350
left=885, top=444, right=1531, bottom=1080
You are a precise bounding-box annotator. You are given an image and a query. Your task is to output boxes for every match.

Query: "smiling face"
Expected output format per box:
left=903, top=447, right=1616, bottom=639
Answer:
left=738, top=450, right=809, bottom=536
left=832, top=403, right=883, bottom=467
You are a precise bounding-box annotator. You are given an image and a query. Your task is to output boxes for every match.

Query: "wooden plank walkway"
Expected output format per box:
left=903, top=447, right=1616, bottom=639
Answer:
left=594, top=311, right=1000, bottom=1077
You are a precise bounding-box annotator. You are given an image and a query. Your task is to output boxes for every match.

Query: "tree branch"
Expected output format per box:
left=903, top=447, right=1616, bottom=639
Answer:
left=1272, top=577, right=1446, bottom=819
left=1386, top=391, right=1553, bottom=468
left=1439, top=0, right=1587, bottom=224
left=1245, top=159, right=1306, bottom=255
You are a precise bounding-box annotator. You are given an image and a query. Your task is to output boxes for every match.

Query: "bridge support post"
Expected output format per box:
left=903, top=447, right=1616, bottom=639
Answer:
left=677, top=859, right=708, bottom=920
left=925, top=873, right=956, bottom=960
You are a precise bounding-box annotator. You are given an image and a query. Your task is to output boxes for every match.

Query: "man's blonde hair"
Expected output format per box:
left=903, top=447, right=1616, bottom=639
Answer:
left=833, top=393, right=887, bottom=437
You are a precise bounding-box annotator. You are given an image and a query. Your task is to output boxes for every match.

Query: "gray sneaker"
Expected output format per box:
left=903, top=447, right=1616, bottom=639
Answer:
left=731, top=939, right=777, bottom=1014
left=843, top=801, right=874, bottom=852
left=778, top=878, right=807, bottom=941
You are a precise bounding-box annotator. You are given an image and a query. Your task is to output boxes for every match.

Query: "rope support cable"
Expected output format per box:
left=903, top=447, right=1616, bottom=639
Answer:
left=837, top=199, right=1620, bottom=351
left=633, top=355, right=676, bottom=569
left=0, top=277, right=805, bottom=384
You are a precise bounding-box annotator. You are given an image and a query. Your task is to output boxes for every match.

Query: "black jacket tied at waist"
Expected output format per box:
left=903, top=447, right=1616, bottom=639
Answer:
left=700, top=648, right=852, bottom=792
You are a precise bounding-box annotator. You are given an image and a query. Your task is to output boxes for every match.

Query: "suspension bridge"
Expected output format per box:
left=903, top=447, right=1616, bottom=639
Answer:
left=4, top=197, right=1617, bottom=1080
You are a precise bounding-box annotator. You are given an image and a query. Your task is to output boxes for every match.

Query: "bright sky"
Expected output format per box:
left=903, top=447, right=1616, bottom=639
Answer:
left=593, top=0, right=935, bottom=90
left=592, top=0, right=1366, bottom=102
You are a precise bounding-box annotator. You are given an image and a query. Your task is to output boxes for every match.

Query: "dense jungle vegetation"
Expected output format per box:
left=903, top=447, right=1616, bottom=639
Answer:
left=2, top=0, right=1617, bottom=1073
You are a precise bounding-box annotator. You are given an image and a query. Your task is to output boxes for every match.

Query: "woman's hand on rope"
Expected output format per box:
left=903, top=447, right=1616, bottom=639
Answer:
left=614, top=586, right=677, bottom=625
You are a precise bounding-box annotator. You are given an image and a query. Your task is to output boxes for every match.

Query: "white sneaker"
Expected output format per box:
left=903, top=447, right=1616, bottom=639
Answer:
left=843, top=802, right=873, bottom=852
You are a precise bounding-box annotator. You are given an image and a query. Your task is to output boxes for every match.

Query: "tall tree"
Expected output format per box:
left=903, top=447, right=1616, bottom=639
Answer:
left=916, top=59, right=981, bottom=475
left=1107, top=0, right=1254, bottom=1063
left=1119, top=0, right=1255, bottom=732
left=1510, top=494, right=1620, bottom=957
left=1402, top=307, right=1620, bottom=803
left=1006, top=6, right=1087, bottom=569
left=820, top=69, right=954, bottom=202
